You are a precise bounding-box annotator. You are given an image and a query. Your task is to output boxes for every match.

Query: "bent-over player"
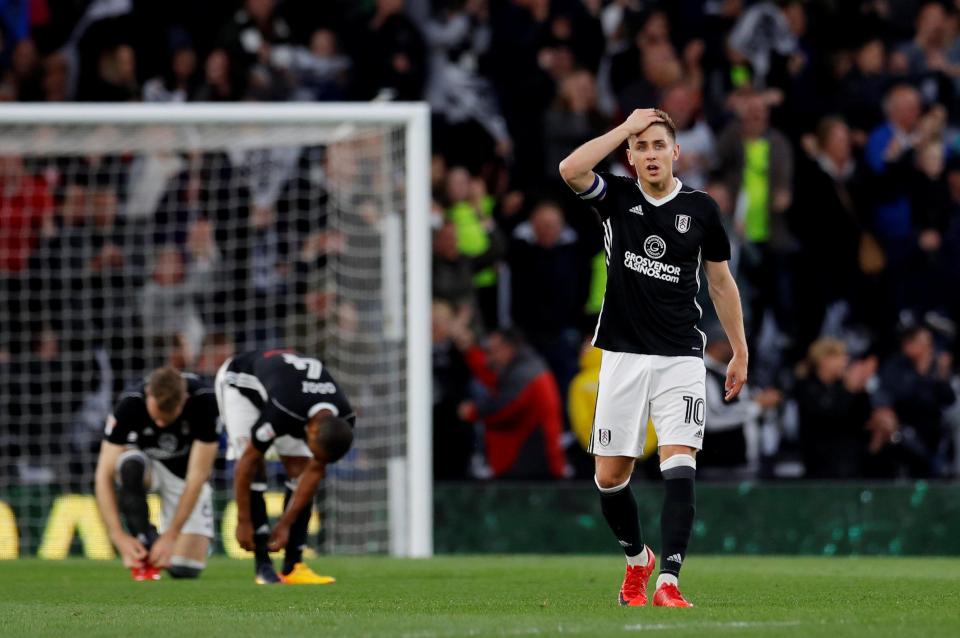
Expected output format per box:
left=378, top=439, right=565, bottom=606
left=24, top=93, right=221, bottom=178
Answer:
left=95, top=367, right=219, bottom=581
left=559, top=108, right=748, bottom=607
left=216, top=349, right=354, bottom=585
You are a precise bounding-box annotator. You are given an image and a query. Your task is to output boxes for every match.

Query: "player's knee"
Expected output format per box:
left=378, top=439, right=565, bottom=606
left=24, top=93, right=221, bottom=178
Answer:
left=168, top=557, right=205, bottom=578
left=659, top=453, right=696, bottom=481
left=117, top=453, right=147, bottom=488
left=167, top=565, right=203, bottom=579
left=594, top=474, right=631, bottom=492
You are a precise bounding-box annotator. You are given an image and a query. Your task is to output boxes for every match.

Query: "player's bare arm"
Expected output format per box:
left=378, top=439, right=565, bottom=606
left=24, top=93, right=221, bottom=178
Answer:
left=148, top=440, right=217, bottom=567
left=558, top=108, right=664, bottom=192
left=705, top=260, right=748, bottom=400
left=233, top=441, right=265, bottom=551
left=267, top=457, right=325, bottom=551
left=94, top=441, right=147, bottom=568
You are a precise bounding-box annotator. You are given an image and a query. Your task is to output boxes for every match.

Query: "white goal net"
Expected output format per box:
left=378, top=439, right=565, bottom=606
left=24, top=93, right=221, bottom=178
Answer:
left=0, top=104, right=431, bottom=559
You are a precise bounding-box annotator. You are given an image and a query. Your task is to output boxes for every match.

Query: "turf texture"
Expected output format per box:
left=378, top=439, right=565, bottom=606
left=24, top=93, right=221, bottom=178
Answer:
left=0, top=556, right=958, bottom=637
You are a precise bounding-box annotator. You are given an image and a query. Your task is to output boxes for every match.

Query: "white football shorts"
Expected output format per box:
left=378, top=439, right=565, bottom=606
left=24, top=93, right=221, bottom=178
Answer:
left=590, top=351, right=706, bottom=457
left=214, top=358, right=312, bottom=459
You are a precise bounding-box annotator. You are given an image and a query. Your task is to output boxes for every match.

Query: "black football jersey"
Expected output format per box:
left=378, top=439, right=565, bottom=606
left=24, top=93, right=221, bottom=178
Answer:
left=105, top=372, right=220, bottom=479
left=579, top=172, right=731, bottom=357
left=225, top=349, right=355, bottom=453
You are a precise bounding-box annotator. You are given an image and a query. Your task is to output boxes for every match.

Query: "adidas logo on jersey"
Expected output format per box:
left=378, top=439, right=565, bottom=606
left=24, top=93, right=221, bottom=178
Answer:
left=667, top=553, right=683, bottom=564
left=628, top=204, right=644, bottom=215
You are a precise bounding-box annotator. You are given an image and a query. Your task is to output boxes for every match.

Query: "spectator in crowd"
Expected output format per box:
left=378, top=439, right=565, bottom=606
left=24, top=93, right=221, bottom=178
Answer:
left=193, top=49, right=243, bottom=102
left=726, top=0, right=799, bottom=91
left=426, top=0, right=512, bottom=170
left=508, top=200, right=586, bottom=397
left=864, top=84, right=944, bottom=310
left=790, top=116, right=872, bottom=356
left=348, top=0, right=427, bottom=101
left=139, top=219, right=218, bottom=368
left=700, top=330, right=781, bottom=476
left=81, top=44, right=139, bottom=102
left=874, top=325, right=956, bottom=478
left=267, top=28, right=352, bottom=101
left=433, top=219, right=504, bottom=322
left=431, top=300, right=474, bottom=480
left=716, top=89, right=795, bottom=356
left=837, top=37, right=890, bottom=134
left=444, top=166, right=500, bottom=328
left=142, top=32, right=199, bottom=103
left=659, top=81, right=715, bottom=190
left=456, top=328, right=569, bottom=479
left=543, top=69, right=607, bottom=185
left=218, top=0, right=294, bottom=89
left=0, top=154, right=54, bottom=275
left=793, top=337, right=875, bottom=479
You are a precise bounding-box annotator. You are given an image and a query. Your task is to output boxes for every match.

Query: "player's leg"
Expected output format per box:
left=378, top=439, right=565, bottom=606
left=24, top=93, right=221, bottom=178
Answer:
left=168, top=535, right=209, bottom=578
left=276, top=444, right=334, bottom=584
left=216, top=365, right=278, bottom=582
left=648, top=356, right=705, bottom=608
left=592, top=351, right=656, bottom=606
left=278, top=454, right=310, bottom=574
left=164, top=481, right=214, bottom=579
left=115, top=449, right=159, bottom=553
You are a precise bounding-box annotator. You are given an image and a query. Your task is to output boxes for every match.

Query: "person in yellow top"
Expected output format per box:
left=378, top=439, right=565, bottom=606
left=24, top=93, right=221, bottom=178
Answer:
left=568, top=343, right=656, bottom=460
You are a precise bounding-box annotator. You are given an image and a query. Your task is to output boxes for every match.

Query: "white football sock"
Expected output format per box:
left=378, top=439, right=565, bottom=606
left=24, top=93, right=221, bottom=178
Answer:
left=626, top=546, right=648, bottom=567
left=656, top=573, right=678, bottom=589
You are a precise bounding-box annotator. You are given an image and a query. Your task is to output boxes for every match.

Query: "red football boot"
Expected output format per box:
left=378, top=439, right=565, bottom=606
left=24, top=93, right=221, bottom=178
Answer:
left=143, top=562, right=162, bottom=581
left=131, top=562, right=162, bottom=581
left=618, top=545, right=656, bottom=607
left=652, top=582, right=693, bottom=607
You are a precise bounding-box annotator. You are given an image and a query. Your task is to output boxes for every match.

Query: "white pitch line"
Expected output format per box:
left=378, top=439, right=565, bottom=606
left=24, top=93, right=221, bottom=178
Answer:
left=400, top=620, right=805, bottom=638
left=623, top=620, right=804, bottom=632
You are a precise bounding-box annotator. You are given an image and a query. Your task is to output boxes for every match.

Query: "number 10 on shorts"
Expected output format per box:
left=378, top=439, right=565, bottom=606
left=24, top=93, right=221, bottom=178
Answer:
left=682, top=395, right=704, bottom=426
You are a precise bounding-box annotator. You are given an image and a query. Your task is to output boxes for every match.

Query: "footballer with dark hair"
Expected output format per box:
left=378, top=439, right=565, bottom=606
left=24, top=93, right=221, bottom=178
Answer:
left=560, top=108, right=748, bottom=607
left=95, top=366, right=220, bottom=581
left=215, top=349, right=355, bottom=585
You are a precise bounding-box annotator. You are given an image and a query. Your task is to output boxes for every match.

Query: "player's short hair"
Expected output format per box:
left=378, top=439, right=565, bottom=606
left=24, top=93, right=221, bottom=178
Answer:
left=310, top=414, right=354, bottom=463
left=652, top=109, right=678, bottom=141
left=146, top=366, right=187, bottom=414
left=627, top=109, right=677, bottom=144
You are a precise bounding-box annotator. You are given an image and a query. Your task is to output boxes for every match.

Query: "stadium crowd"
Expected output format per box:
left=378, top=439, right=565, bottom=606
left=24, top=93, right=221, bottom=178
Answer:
left=1, top=0, right=960, bottom=486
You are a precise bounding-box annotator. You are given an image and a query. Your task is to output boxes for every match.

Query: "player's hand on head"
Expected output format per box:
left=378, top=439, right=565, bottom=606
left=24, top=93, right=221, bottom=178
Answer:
left=114, top=533, right=148, bottom=568
left=148, top=532, right=176, bottom=568
left=268, top=522, right=290, bottom=552
left=622, top=108, right=664, bottom=136
left=236, top=520, right=255, bottom=551
left=724, top=354, right=748, bottom=401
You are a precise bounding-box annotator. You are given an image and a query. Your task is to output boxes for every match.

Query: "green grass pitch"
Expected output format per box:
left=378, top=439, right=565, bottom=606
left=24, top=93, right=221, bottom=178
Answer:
left=1, top=556, right=958, bottom=637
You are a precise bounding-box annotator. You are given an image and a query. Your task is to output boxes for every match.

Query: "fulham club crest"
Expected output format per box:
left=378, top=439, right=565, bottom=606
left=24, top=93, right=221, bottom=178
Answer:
left=675, top=214, right=691, bottom=233
left=599, top=429, right=611, bottom=447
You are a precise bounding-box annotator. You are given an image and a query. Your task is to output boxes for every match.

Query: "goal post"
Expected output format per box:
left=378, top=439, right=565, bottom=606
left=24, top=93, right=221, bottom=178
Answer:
left=0, top=103, right=432, bottom=558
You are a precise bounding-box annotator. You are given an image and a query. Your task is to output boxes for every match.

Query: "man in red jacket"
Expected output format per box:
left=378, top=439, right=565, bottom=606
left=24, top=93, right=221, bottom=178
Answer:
left=457, top=329, right=569, bottom=479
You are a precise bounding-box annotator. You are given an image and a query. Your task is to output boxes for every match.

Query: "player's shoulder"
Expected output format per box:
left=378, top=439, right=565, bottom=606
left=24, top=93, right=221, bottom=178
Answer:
left=675, top=185, right=720, bottom=215
left=183, top=372, right=214, bottom=395
left=113, top=381, right=147, bottom=421
left=117, top=380, right=146, bottom=405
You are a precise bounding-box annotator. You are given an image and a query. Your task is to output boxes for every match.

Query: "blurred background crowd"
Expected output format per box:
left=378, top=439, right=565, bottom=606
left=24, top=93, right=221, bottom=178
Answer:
left=1, top=0, right=960, bottom=486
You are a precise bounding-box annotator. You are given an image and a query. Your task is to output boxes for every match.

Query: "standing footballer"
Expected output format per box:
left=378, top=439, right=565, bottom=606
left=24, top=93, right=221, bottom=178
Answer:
left=559, top=108, right=747, bottom=607
left=216, top=349, right=354, bottom=585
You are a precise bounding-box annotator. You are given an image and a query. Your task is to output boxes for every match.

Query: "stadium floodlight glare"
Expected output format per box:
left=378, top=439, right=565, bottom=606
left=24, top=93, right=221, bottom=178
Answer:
left=0, top=102, right=432, bottom=558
